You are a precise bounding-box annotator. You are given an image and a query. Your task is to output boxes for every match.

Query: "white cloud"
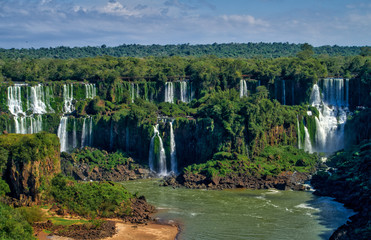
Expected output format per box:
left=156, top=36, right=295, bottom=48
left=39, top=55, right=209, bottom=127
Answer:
left=222, top=15, right=269, bottom=27
left=100, top=1, right=140, bottom=16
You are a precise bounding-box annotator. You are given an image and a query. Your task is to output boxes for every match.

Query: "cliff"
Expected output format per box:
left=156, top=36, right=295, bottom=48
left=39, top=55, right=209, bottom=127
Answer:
left=0, top=132, right=60, bottom=204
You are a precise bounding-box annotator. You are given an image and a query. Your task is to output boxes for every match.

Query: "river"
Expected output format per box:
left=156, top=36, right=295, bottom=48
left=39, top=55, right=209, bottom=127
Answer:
left=123, top=179, right=353, bottom=240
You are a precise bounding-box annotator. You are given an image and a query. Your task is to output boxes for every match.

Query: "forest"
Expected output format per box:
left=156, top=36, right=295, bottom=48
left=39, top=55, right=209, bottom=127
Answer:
left=0, top=42, right=368, bottom=59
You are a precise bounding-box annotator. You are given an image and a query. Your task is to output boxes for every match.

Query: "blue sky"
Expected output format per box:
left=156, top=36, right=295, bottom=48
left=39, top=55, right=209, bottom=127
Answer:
left=1, top=0, right=370, bottom=48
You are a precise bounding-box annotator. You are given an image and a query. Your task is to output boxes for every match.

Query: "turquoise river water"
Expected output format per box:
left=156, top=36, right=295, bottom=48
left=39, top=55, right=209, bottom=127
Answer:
left=123, top=179, right=354, bottom=240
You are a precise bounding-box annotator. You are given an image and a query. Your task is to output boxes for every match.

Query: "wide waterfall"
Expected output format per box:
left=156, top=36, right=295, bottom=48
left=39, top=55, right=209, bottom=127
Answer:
left=57, top=116, right=68, bottom=152
left=180, top=82, right=189, bottom=103
left=7, top=84, right=55, bottom=134
left=305, top=78, right=349, bottom=154
left=149, top=124, right=167, bottom=176
left=165, top=82, right=174, bottom=103
left=240, top=80, right=248, bottom=97
left=170, top=121, right=177, bottom=174
left=85, top=84, right=96, bottom=99
left=63, top=84, right=74, bottom=113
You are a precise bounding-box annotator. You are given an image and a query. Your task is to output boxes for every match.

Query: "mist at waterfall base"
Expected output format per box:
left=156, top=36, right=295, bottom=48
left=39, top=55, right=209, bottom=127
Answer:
left=124, top=179, right=354, bottom=240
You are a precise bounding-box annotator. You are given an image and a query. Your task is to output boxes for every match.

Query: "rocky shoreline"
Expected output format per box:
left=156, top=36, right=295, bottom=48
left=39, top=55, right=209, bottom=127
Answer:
left=163, top=171, right=312, bottom=191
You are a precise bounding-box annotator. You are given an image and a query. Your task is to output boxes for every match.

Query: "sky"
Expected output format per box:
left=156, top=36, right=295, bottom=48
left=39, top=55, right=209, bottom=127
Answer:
left=1, top=0, right=370, bottom=48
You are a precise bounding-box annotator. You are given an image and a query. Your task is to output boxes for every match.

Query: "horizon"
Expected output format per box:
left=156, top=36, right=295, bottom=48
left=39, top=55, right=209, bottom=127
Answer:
left=0, top=42, right=368, bottom=50
left=1, top=0, right=371, bottom=48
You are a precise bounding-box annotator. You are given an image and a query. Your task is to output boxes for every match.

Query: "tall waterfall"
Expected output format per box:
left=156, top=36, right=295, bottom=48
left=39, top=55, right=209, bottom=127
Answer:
left=304, top=126, right=313, bottom=153
left=240, top=80, right=248, bottom=97
left=149, top=124, right=167, bottom=176
left=8, top=84, right=26, bottom=116
left=170, top=121, right=177, bottom=174
left=81, top=117, right=93, bottom=148
left=63, top=84, right=74, bottom=113
left=57, top=116, right=68, bottom=152
left=85, top=84, right=96, bottom=99
left=165, top=82, right=174, bottom=103
left=180, top=82, right=189, bottom=103
left=305, top=78, right=349, bottom=154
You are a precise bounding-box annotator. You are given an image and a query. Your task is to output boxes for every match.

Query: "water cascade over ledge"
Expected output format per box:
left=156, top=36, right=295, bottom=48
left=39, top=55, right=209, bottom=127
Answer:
left=148, top=124, right=167, bottom=176
left=304, top=78, right=349, bottom=154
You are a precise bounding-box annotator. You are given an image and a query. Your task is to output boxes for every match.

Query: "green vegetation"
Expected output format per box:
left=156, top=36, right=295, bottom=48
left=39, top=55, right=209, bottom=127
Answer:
left=0, top=43, right=364, bottom=59
left=50, top=174, right=133, bottom=218
left=185, top=145, right=318, bottom=178
left=0, top=202, right=35, bottom=240
left=70, top=147, right=133, bottom=170
left=0, top=132, right=59, bottom=164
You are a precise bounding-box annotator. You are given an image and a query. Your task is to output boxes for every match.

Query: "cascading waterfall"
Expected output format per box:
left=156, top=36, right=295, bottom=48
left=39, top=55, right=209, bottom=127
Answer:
left=7, top=84, right=26, bottom=116
left=63, top=84, right=74, bottom=113
left=305, top=78, right=349, bottom=154
left=170, top=121, right=177, bottom=174
left=57, top=116, right=68, bottom=152
left=7, top=84, right=52, bottom=134
left=165, top=82, right=174, bottom=103
left=85, top=84, right=96, bottom=99
left=180, top=82, right=189, bottom=103
left=240, top=80, right=248, bottom=97
left=148, top=124, right=167, bottom=176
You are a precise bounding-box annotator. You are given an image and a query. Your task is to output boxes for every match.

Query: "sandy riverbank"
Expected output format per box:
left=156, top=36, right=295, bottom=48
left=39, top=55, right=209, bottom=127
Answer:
left=36, top=220, right=178, bottom=240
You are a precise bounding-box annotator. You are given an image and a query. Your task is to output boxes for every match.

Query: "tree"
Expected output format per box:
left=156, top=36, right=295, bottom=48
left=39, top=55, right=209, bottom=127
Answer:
left=297, top=43, right=314, bottom=60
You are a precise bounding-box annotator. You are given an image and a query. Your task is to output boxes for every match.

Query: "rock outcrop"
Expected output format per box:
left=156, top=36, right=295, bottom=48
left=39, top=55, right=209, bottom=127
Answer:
left=0, top=132, right=61, bottom=204
left=164, top=171, right=311, bottom=191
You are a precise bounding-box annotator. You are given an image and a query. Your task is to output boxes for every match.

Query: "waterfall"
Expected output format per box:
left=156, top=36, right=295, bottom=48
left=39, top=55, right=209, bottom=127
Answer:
left=240, top=80, right=248, bottom=97
left=7, top=84, right=25, bottom=116
left=72, top=119, right=77, bottom=149
left=29, top=84, right=51, bottom=114
left=180, top=82, right=189, bottom=103
left=7, top=84, right=48, bottom=134
left=291, top=81, right=295, bottom=105
left=57, top=116, right=68, bottom=152
left=81, top=117, right=93, bottom=148
left=303, top=126, right=313, bottom=153
left=85, top=84, right=96, bottom=99
left=170, top=121, right=177, bottom=174
left=165, top=82, right=174, bottom=103
left=282, top=80, right=286, bottom=105
left=63, top=84, right=74, bottom=113
left=148, top=124, right=167, bottom=176
left=307, top=78, right=349, bottom=154
left=136, top=83, right=140, bottom=99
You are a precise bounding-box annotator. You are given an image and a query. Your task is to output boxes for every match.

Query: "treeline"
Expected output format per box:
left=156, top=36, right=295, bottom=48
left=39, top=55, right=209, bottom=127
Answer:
left=0, top=43, right=366, bottom=59
left=1, top=54, right=370, bottom=84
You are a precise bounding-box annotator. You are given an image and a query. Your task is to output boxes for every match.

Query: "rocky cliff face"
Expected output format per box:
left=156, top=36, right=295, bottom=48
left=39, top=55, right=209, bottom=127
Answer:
left=0, top=132, right=60, bottom=204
